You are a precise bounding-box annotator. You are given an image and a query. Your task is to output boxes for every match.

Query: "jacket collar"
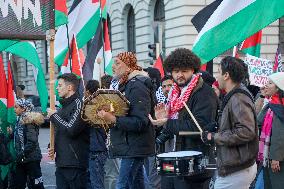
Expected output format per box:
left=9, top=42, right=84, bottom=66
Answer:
left=59, top=92, right=79, bottom=106
left=127, top=70, right=149, bottom=81
left=119, top=70, right=149, bottom=92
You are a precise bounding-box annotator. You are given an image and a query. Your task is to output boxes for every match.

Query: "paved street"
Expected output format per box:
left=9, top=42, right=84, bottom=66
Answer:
left=39, top=128, right=56, bottom=189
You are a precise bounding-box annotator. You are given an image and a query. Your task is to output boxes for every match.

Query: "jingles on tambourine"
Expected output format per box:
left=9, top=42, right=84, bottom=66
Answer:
left=81, top=89, right=130, bottom=131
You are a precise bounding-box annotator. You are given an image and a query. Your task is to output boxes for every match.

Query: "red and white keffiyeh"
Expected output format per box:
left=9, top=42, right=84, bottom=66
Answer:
left=167, top=74, right=200, bottom=119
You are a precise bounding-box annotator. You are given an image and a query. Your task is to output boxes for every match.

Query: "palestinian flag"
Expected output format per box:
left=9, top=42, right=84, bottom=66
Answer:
left=60, top=35, right=85, bottom=78
left=0, top=54, right=7, bottom=134
left=4, top=42, right=48, bottom=112
left=99, top=0, right=107, bottom=19
left=7, top=61, right=16, bottom=125
left=162, top=164, right=174, bottom=172
left=0, top=40, right=18, bottom=51
left=83, top=21, right=103, bottom=82
left=0, top=54, right=8, bottom=181
left=191, top=0, right=284, bottom=64
left=0, top=55, right=16, bottom=181
left=55, top=35, right=85, bottom=105
left=104, top=20, right=113, bottom=75
left=239, top=31, right=262, bottom=57
left=55, top=0, right=101, bottom=66
left=153, top=54, right=164, bottom=78
left=55, top=0, right=68, bottom=27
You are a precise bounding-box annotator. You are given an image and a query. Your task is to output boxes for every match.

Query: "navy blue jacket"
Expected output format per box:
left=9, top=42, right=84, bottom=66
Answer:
left=109, top=71, right=156, bottom=158
left=89, top=127, right=107, bottom=153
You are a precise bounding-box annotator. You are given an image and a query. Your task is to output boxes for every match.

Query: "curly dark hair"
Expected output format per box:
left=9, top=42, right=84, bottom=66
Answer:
left=163, top=48, right=201, bottom=73
left=220, top=56, right=245, bottom=84
left=85, top=80, right=100, bottom=94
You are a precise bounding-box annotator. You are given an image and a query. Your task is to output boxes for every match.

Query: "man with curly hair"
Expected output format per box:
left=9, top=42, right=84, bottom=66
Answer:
left=149, top=48, right=218, bottom=189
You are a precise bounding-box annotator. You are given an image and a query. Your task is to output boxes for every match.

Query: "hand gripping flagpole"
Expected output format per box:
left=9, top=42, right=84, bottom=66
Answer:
left=181, top=102, right=203, bottom=137
left=47, top=29, right=56, bottom=160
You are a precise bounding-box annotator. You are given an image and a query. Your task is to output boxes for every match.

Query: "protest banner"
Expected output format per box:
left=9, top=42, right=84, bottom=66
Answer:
left=245, top=54, right=274, bottom=87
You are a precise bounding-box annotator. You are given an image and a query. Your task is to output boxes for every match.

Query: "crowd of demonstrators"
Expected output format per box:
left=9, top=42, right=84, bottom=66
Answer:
left=48, top=73, right=90, bottom=189
left=257, top=72, right=284, bottom=189
left=11, top=99, right=44, bottom=189
left=2, top=49, right=282, bottom=189
left=97, top=52, right=156, bottom=189
left=202, top=56, right=258, bottom=189
left=149, top=48, right=218, bottom=189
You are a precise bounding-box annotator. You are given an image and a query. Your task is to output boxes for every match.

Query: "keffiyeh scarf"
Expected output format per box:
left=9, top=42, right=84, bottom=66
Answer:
left=167, top=74, right=200, bottom=119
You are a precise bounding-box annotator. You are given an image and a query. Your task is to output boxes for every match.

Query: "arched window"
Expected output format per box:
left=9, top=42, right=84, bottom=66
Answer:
left=154, top=0, right=165, bottom=54
left=154, top=0, right=165, bottom=22
left=127, top=6, right=136, bottom=52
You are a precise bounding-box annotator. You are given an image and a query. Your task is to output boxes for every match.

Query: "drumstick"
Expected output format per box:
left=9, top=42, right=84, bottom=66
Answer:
left=182, top=102, right=203, bottom=133
left=179, top=131, right=201, bottom=136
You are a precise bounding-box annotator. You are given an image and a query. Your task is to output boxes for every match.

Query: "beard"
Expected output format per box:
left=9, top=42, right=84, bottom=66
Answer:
left=173, top=78, right=191, bottom=88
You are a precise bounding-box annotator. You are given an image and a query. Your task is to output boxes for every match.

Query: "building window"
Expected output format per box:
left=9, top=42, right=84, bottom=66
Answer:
left=154, top=0, right=165, bottom=22
left=127, top=6, right=136, bottom=52
left=154, top=0, right=165, bottom=54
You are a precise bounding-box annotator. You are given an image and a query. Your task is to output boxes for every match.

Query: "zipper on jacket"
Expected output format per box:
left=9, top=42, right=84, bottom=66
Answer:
left=69, top=144, right=79, bottom=160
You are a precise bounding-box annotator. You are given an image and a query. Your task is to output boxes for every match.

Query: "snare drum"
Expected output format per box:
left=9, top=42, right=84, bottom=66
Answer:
left=156, top=151, right=206, bottom=177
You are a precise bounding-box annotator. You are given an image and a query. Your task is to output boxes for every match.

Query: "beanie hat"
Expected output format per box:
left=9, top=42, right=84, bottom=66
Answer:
left=269, top=72, right=284, bottom=91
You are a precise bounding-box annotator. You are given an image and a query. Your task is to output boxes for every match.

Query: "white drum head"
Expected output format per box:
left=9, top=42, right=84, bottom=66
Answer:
left=157, top=151, right=202, bottom=158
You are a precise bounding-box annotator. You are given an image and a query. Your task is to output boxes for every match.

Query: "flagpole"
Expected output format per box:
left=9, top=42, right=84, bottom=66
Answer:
left=99, top=0, right=106, bottom=76
left=48, top=29, right=56, bottom=160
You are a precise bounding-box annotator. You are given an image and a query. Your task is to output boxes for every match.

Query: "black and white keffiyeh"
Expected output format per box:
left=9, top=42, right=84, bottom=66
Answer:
left=16, top=98, right=34, bottom=112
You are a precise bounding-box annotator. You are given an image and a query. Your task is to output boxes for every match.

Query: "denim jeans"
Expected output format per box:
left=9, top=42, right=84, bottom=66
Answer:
left=104, top=158, right=120, bottom=189
left=144, top=156, right=161, bottom=189
left=116, top=158, right=145, bottom=189
left=88, top=151, right=108, bottom=189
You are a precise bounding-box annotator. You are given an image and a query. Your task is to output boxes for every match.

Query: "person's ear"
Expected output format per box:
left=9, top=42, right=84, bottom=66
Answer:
left=67, top=84, right=73, bottom=91
left=223, top=72, right=230, bottom=81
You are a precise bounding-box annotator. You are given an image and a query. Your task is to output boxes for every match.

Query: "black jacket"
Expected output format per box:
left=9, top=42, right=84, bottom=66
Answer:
left=14, top=112, right=43, bottom=163
left=161, top=78, right=218, bottom=155
left=109, top=71, right=156, bottom=158
left=50, top=93, right=90, bottom=169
